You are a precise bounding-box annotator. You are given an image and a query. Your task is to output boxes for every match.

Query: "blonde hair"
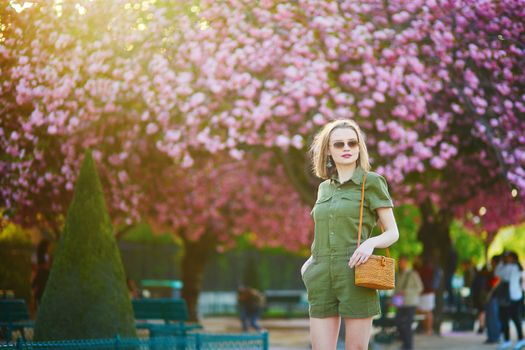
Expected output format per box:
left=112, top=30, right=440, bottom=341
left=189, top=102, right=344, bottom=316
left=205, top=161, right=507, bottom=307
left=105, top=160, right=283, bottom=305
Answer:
left=309, top=119, right=371, bottom=179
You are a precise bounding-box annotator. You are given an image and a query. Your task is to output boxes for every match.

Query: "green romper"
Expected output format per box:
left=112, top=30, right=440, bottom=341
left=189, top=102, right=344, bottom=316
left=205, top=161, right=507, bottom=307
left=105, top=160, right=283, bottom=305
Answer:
left=301, top=166, right=394, bottom=318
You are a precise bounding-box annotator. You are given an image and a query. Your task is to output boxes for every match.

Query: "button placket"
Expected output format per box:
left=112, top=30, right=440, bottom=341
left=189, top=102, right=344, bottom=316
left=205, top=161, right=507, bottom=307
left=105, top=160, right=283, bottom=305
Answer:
left=328, top=187, right=336, bottom=249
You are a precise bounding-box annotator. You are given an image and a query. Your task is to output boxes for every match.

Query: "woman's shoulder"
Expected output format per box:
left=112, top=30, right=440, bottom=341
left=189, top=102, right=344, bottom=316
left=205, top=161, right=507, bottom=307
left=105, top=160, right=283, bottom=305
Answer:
left=365, top=170, right=386, bottom=180
left=364, top=171, right=388, bottom=185
left=315, top=179, right=332, bottom=198
left=319, top=179, right=331, bottom=187
left=315, top=179, right=332, bottom=192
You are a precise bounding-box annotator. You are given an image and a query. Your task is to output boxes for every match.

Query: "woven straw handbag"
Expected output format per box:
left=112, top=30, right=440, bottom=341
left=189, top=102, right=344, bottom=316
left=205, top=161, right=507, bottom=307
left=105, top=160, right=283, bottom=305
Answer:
left=354, top=173, right=396, bottom=290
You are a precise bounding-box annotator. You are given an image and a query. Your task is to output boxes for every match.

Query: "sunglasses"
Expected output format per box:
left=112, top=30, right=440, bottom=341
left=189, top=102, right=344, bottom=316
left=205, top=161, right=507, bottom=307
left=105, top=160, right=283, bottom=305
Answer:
left=332, top=140, right=359, bottom=149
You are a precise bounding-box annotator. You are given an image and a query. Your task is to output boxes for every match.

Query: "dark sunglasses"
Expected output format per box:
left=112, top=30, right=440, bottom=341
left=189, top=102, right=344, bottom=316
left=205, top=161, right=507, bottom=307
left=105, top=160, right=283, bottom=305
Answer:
left=332, top=140, right=359, bottom=149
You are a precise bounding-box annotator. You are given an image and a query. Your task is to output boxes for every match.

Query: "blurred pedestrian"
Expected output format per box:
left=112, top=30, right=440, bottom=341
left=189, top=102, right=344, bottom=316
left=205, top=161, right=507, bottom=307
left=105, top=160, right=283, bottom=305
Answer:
left=495, top=251, right=524, bottom=350
left=238, top=285, right=264, bottom=332
left=237, top=285, right=250, bottom=331
left=445, top=247, right=458, bottom=309
left=394, top=255, right=423, bottom=350
left=246, top=287, right=265, bottom=331
left=471, top=265, right=490, bottom=334
left=484, top=255, right=502, bottom=344
left=509, top=252, right=524, bottom=318
left=415, top=254, right=436, bottom=335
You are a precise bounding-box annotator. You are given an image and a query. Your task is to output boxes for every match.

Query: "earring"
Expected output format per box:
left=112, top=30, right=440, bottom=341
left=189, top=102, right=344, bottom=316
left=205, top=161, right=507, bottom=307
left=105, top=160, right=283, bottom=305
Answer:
left=326, top=156, right=333, bottom=168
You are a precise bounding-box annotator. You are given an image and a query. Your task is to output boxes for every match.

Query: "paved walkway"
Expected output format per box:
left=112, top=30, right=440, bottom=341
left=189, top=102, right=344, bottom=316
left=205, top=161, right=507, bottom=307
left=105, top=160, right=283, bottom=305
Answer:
left=201, top=316, right=515, bottom=350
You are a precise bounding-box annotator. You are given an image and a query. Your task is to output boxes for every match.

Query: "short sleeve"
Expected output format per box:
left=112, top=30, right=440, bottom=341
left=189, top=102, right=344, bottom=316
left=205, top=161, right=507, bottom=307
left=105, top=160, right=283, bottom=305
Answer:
left=310, top=180, right=330, bottom=216
left=367, top=174, right=394, bottom=210
left=310, top=183, right=322, bottom=216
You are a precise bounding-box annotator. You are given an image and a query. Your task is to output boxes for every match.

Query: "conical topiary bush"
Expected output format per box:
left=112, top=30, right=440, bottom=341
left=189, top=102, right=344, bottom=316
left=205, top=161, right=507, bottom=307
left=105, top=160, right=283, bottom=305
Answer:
left=34, top=150, right=136, bottom=340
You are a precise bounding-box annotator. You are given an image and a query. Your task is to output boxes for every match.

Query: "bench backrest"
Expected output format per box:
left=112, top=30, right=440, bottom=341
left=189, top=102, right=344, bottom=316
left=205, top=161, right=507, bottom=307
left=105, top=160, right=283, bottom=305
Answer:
left=0, top=299, right=30, bottom=323
left=132, top=298, right=189, bottom=324
left=264, top=291, right=302, bottom=304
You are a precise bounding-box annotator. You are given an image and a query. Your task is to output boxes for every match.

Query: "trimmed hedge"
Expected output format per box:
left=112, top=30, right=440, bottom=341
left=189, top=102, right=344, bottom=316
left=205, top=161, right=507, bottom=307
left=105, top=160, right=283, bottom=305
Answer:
left=34, top=150, right=136, bottom=340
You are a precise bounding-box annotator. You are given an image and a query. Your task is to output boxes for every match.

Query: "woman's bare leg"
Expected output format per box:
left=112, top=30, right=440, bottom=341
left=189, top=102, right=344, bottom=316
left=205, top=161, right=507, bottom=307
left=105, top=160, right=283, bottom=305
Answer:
left=310, top=316, right=341, bottom=350
left=344, top=317, right=374, bottom=350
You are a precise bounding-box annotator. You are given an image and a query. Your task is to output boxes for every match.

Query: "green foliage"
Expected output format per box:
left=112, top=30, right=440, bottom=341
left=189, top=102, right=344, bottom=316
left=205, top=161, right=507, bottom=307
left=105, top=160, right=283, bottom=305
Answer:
left=34, top=150, right=136, bottom=340
left=376, top=205, right=422, bottom=260
left=488, top=223, right=525, bottom=264
left=120, top=222, right=176, bottom=245
left=450, top=220, right=485, bottom=265
left=0, top=221, right=32, bottom=302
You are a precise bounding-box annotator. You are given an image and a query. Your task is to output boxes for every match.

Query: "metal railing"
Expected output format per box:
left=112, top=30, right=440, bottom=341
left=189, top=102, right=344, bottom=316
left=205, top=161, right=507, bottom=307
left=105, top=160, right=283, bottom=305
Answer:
left=0, top=332, right=269, bottom=350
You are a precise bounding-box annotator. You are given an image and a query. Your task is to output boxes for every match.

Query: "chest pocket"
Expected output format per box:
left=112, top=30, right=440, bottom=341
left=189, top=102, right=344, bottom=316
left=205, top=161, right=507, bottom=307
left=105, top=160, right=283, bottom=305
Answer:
left=311, top=194, right=333, bottom=221
left=335, top=190, right=365, bottom=218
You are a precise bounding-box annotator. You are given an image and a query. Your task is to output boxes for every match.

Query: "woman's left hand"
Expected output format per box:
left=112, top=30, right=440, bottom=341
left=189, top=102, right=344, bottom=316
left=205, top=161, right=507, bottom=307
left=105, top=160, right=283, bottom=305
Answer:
left=348, top=239, right=375, bottom=268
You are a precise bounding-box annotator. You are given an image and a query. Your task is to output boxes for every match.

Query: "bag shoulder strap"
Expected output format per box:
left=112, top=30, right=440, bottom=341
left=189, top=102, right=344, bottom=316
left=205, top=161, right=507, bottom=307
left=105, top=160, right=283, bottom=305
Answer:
left=356, top=172, right=390, bottom=258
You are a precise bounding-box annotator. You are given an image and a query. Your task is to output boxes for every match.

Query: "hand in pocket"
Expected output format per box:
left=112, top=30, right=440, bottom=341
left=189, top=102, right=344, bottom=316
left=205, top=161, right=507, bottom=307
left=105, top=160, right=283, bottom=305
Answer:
left=301, top=257, right=313, bottom=276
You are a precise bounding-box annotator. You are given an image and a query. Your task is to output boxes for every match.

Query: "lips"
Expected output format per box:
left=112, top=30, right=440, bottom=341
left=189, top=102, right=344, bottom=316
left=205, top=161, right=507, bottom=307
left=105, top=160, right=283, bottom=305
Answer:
left=342, top=154, right=352, bottom=158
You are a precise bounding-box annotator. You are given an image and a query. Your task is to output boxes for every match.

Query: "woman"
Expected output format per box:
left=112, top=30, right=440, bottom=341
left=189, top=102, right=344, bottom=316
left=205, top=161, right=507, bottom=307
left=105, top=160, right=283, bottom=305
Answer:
left=301, top=119, right=399, bottom=350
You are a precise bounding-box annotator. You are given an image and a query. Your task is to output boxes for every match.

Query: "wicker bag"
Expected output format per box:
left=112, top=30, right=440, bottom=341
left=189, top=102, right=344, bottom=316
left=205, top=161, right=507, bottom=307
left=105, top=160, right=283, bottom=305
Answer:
left=354, top=173, right=396, bottom=290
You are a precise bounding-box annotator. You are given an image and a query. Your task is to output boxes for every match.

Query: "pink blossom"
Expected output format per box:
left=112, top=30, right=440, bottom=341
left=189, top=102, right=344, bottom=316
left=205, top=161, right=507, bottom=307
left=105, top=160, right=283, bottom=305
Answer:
left=372, top=91, right=385, bottom=102
left=464, top=69, right=479, bottom=89
left=392, top=11, right=410, bottom=24
left=275, top=135, right=290, bottom=148
left=359, top=108, right=370, bottom=117
left=291, top=135, right=303, bottom=149
left=47, top=125, right=58, bottom=134
left=274, top=105, right=289, bottom=117
left=146, top=123, right=159, bottom=135
left=312, top=113, right=325, bottom=125
left=10, top=131, right=20, bottom=141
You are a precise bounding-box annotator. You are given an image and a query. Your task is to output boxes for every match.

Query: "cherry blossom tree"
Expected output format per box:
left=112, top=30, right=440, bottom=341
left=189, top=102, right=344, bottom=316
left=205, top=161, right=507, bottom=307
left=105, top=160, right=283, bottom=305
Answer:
left=0, top=1, right=313, bottom=318
left=134, top=152, right=312, bottom=318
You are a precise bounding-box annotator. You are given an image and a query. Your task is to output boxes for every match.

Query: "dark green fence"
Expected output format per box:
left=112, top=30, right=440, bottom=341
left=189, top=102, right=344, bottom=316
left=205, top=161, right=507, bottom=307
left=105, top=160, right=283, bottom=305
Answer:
left=0, top=333, right=269, bottom=350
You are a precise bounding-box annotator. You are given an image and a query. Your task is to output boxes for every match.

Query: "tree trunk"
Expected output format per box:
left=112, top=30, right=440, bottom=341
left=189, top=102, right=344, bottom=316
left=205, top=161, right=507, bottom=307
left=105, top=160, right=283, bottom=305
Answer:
left=277, top=148, right=318, bottom=206
left=180, top=230, right=217, bottom=321
left=417, top=199, right=454, bottom=335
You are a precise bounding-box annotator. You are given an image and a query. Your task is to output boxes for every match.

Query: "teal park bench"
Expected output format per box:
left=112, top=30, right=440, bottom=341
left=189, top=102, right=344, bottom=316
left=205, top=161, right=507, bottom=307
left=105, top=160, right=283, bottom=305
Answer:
left=0, top=299, right=34, bottom=342
left=132, top=298, right=203, bottom=337
left=263, top=290, right=304, bottom=317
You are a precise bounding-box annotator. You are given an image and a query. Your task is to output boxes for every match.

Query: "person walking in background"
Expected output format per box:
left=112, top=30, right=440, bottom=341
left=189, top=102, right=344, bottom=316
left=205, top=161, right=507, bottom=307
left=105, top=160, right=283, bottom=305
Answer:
left=245, top=287, right=265, bottom=332
left=509, top=252, right=524, bottom=318
left=445, top=247, right=458, bottom=309
left=415, top=254, right=436, bottom=335
left=394, top=255, right=424, bottom=350
left=485, top=255, right=503, bottom=345
left=495, top=251, right=525, bottom=350
left=237, top=285, right=250, bottom=331
left=471, top=265, right=490, bottom=334
left=238, top=285, right=265, bottom=332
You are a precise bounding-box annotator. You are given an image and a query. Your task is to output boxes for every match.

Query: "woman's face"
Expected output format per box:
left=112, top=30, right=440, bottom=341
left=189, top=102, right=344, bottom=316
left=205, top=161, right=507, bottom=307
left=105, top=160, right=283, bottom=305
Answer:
left=328, top=127, right=360, bottom=167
